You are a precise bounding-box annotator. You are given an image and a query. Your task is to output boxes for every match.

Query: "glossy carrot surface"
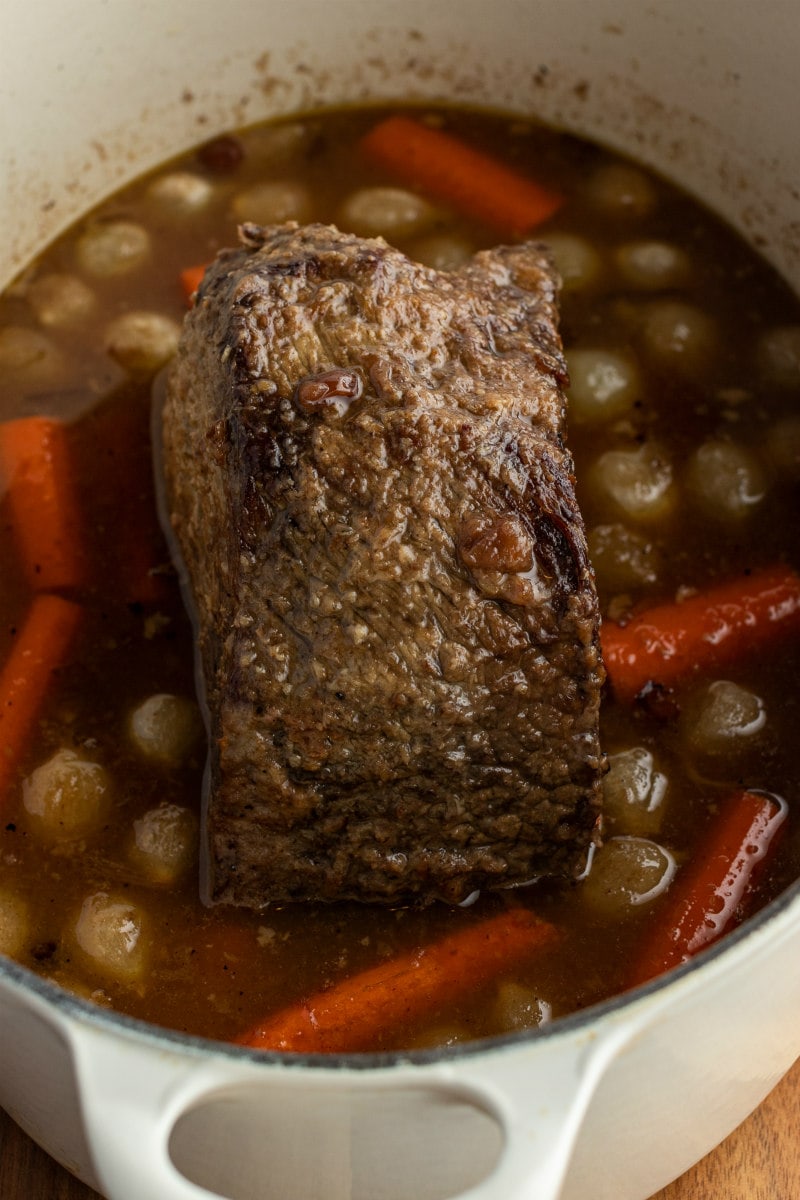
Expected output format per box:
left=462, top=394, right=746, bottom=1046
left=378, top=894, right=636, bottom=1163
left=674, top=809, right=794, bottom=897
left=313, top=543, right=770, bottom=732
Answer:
left=360, top=114, right=564, bottom=235
left=0, top=417, right=84, bottom=593
left=601, top=565, right=800, bottom=702
left=628, top=789, right=787, bottom=988
left=238, top=907, right=559, bottom=1053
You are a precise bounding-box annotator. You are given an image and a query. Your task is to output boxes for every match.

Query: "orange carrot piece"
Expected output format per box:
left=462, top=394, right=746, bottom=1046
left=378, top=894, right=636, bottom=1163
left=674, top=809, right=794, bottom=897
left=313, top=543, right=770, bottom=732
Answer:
left=180, top=264, right=209, bottom=306
left=0, top=594, right=82, bottom=804
left=628, top=789, right=787, bottom=989
left=238, top=907, right=559, bottom=1053
left=0, top=416, right=84, bottom=593
left=601, top=564, right=800, bottom=703
left=360, top=114, right=564, bottom=236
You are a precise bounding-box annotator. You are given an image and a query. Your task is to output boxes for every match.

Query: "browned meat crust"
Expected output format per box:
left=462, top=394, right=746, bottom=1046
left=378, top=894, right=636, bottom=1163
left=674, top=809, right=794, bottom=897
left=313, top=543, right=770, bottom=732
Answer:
left=162, top=221, right=605, bottom=907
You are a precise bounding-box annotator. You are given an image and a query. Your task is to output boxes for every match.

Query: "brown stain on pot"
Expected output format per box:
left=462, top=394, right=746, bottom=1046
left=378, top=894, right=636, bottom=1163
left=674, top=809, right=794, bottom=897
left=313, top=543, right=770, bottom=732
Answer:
left=3, top=18, right=800, bottom=287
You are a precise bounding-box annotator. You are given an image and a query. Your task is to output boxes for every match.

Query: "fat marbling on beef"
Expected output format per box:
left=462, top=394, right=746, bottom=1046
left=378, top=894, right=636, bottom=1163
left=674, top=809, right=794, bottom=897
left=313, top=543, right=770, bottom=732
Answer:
left=162, top=221, right=605, bottom=907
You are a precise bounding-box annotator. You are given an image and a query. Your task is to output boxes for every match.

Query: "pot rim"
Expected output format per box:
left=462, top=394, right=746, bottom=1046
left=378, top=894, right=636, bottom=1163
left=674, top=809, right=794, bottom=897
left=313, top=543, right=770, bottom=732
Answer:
left=4, top=870, right=800, bottom=1073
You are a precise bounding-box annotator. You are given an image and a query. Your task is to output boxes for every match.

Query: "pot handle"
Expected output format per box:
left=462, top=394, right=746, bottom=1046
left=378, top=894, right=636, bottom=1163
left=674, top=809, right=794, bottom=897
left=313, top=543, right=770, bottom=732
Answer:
left=437, top=1017, right=639, bottom=1200
left=67, top=1007, right=643, bottom=1200
left=68, top=1018, right=253, bottom=1200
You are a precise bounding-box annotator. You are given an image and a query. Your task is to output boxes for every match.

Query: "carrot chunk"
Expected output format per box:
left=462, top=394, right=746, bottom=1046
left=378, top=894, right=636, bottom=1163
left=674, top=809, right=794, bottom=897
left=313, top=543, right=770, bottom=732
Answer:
left=0, top=594, right=82, bottom=805
left=0, top=416, right=85, bottom=593
left=180, top=264, right=209, bottom=306
left=238, top=907, right=559, bottom=1053
left=601, top=564, right=800, bottom=703
left=628, top=789, right=787, bottom=988
left=360, top=114, right=564, bottom=236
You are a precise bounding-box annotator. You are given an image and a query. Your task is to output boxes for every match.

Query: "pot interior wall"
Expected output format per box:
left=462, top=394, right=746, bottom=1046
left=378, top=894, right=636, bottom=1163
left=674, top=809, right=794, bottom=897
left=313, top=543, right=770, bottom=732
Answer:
left=3, top=0, right=800, bottom=292
left=1, top=6, right=800, bottom=1200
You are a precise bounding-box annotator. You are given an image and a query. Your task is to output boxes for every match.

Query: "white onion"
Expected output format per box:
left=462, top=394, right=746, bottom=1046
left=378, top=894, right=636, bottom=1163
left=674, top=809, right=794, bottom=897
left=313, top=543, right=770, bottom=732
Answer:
left=584, top=163, right=657, bottom=219
left=492, top=982, right=552, bottom=1033
left=76, top=220, right=150, bottom=277
left=146, top=171, right=214, bottom=216
left=242, top=121, right=310, bottom=165
left=128, top=693, right=202, bottom=767
left=587, top=523, right=661, bottom=593
left=26, top=272, right=96, bottom=327
left=682, top=680, right=767, bottom=770
left=23, top=749, right=112, bottom=841
left=641, top=301, right=717, bottom=374
left=337, top=187, right=439, bottom=239
left=231, top=180, right=312, bottom=225
left=614, top=240, right=690, bottom=290
left=684, top=439, right=766, bottom=520
left=542, top=233, right=603, bottom=291
left=603, top=747, right=669, bottom=836
left=0, top=325, right=62, bottom=380
left=128, top=803, right=198, bottom=885
left=589, top=443, right=676, bottom=523
left=105, top=310, right=182, bottom=374
left=581, top=837, right=676, bottom=915
left=566, top=347, right=641, bottom=424
left=408, top=234, right=474, bottom=271
left=73, top=892, right=149, bottom=984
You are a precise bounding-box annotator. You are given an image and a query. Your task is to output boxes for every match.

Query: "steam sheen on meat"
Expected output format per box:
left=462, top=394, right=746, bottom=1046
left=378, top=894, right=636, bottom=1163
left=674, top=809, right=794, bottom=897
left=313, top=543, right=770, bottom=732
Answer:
left=161, top=222, right=605, bottom=907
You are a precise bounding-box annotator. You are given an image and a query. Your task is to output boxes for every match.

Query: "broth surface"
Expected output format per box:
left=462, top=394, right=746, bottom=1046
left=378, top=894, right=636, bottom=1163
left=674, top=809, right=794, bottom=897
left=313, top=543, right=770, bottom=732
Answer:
left=1, top=106, right=800, bottom=1050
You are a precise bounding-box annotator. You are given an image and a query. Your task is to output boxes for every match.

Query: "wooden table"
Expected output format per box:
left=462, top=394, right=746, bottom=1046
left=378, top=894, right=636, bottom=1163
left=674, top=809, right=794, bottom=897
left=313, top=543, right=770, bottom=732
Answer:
left=2, top=1056, right=799, bottom=1198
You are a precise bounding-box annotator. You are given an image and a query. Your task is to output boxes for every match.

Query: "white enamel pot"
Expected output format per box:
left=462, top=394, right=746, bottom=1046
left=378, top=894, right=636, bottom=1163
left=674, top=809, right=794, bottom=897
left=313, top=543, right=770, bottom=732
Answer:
left=2, top=2, right=800, bottom=1199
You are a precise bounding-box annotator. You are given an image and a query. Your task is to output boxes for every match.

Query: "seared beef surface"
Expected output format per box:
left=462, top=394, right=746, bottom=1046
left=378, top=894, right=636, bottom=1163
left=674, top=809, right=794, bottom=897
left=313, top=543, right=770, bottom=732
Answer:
left=162, top=222, right=605, bottom=907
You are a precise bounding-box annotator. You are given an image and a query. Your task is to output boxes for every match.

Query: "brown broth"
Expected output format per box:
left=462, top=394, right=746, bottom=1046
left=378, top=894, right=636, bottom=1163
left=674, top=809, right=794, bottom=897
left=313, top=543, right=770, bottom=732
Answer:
left=1, top=105, right=800, bottom=1050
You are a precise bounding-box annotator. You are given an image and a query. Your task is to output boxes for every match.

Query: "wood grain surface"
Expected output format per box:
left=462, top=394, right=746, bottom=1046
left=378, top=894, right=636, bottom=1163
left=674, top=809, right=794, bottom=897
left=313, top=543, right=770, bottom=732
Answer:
left=1, top=1055, right=798, bottom=1199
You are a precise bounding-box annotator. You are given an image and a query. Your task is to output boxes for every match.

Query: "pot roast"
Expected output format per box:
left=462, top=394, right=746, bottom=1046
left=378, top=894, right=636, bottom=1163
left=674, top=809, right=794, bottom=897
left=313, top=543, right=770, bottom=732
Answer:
left=162, top=221, right=605, bottom=907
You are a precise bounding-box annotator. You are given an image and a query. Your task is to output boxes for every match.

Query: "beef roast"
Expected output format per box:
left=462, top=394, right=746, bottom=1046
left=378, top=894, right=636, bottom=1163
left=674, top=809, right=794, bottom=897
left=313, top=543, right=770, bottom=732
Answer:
left=161, top=221, right=605, bottom=907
